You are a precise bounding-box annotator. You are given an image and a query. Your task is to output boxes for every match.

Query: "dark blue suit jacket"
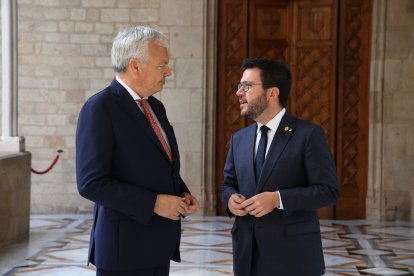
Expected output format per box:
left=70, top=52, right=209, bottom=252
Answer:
left=76, top=79, right=190, bottom=270
left=221, top=112, right=339, bottom=276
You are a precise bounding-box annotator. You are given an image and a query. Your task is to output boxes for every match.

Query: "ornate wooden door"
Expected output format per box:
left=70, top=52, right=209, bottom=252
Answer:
left=215, top=0, right=371, bottom=219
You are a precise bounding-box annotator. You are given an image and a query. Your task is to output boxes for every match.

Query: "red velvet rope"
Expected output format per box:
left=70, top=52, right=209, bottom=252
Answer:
left=31, top=150, right=63, bottom=175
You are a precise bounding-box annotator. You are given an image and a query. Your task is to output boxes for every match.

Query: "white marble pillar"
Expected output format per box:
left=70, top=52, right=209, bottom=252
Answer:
left=1, top=0, right=24, bottom=152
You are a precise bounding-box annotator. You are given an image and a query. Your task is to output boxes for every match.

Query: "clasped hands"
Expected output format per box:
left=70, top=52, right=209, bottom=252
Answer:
left=154, top=193, right=199, bottom=220
left=228, top=192, right=280, bottom=217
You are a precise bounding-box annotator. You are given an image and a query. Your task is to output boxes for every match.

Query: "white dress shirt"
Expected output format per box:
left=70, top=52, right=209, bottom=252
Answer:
left=255, top=108, right=286, bottom=209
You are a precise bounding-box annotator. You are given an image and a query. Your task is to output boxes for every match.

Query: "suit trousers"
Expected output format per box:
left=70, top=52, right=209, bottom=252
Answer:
left=96, top=263, right=170, bottom=276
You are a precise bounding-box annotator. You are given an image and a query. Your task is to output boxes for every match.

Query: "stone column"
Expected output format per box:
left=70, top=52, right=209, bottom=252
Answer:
left=0, top=0, right=24, bottom=152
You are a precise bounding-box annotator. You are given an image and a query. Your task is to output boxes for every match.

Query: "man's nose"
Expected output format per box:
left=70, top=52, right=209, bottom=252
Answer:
left=164, top=65, right=172, bottom=77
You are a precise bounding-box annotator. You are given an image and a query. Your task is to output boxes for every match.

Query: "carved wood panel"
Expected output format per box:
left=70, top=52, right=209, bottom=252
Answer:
left=336, top=0, right=371, bottom=219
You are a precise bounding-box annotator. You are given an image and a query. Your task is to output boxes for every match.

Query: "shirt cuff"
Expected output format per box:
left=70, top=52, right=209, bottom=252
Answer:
left=277, top=191, right=284, bottom=209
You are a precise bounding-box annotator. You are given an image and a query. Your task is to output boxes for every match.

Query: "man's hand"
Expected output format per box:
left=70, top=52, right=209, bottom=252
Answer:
left=228, top=193, right=248, bottom=216
left=240, top=192, right=280, bottom=217
left=181, top=192, right=199, bottom=216
left=154, top=194, right=190, bottom=220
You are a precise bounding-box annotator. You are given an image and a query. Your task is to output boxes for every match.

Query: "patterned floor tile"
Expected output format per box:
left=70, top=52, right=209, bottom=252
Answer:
left=1, top=215, right=413, bottom=275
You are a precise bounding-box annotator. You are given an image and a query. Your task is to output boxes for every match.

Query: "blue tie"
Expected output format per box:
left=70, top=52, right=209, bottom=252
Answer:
left=255, top=125, right=269, bottom=183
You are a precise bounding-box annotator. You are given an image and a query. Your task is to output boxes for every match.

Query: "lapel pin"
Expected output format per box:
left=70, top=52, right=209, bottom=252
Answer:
left=284, top=126, right=292, bottom=132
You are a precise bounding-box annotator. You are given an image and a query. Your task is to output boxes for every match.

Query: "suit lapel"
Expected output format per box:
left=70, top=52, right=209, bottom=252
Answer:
left=256, top=113, right=296, bottom=191
left=110, top=79, right=173, bottom=163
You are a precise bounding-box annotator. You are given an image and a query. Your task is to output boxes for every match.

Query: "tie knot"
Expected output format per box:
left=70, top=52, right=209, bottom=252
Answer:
left=138, top=98, right=148, bottom=105
left=260, top=125, right=269, bottom=134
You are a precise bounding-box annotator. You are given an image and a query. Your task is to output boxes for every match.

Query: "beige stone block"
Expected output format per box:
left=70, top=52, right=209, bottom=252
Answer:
left=77, top=69, right=104, bottom=79
left=18, top=32, right=44, bottom=42
left=386, top=0, right=414, bottom=29
left=91, top=79, right=112, bottom=90
left=18, top=103, right=35, bottom=114
left=43, top=8, right=69, bottom=20
left=81, top=0, right=115, bottom=7
left=130, top=9, right=158, bottom=23
left=101, top=9, right=130, bottom=23
left=118, top=0, right=147, bottom=8
left=175, top=58, right=203, bottom=88
left=19, top=21, right=58, bottom=32
left=75, top=22, right=94, bottom=33
left=25, top=136, right=45, bottom=147
left=45, top=33, right=70, bottom=42
left=55, top=125, right=77, bottom=136
left=20, top=55, right=65, bottom=66
left=174, top=123, right=202, bottom=153
left=70, top=33, right=100, bottom=44
left=81, top=44, right=108, bottom=56
left=385, top=29, right=412, bottom=59
left=402, top=60, right=414, bottom=89
left=20, top=65, right=55, bottom=77
left=385, top=91, right=414, bottom=124
left=384, top=60, right=402, bottom=91
left=95, top=57, right=112, bottom=67
left=104, top=68, right=115, bottom=79
left=182, top=151, right=202, bottom=187
left=160, top=0, right=191, bottom=25
left=189, top=89, right=203, bottom=123
left=33, top=0, right=81, bottom=6
left=19, top=114, right=46, bottom=125
left=34, top=103, right=58, bottom=114
left=95, top=23, right=114, bottom=34
left=66, top=56, right=96, bottom=67
left=47, top=115, right=67, bottom=125
left=19, top=88, right=47, bottom=102
left=101, top=34, right=116, bottom=44
left=41, top=43, right=81, bottom=56
left=384, top=190, right=411, bottom=221
left=65, top=136, right=76, bottom=148
left=191, top=0, right=204, bottom=26
left=45, top=136, right=66, bottom=149
left=60, top=79, right=91, bottom=90
left=20, top=77, right=59, bottom=89
left=86, top=8, right=100, bottom=21
left=170, top=27, right=203, bottom=58
left=70, top=8, right=86, bottom=21
left=59, top=21, right=75, bottom=32
left=18, top=43, right=34, bottom=54
left=48, top=90, right=67, bottom=102
left=21, top=126, right=57, bottom=136
left=54, top=103, right=82, bottom=117
left=162, top=89, right=191, bottom=123
left=146, top=0, right=160, bottom=8
left=18, top=6, right=45, bottom=19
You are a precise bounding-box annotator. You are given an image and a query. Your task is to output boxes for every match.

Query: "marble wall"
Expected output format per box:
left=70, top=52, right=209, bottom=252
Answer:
left=368, top=0, right=414, bottom=221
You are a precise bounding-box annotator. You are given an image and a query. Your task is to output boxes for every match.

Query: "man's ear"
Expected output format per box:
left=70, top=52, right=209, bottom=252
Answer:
left=268, top=87, right=279, bottom=102
left=129, top=58, right=140, bottom=74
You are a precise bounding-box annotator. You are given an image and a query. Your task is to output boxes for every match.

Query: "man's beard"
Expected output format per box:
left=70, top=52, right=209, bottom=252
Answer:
left=241, top=93, right=268, bottom=120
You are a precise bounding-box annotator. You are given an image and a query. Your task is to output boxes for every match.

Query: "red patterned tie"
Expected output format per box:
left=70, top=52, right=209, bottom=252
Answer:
left=138, top=99, right=173, bottom=161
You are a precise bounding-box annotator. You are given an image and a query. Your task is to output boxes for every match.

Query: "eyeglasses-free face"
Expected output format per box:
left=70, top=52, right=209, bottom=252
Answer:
left=237, top=82, right=274, bottom=93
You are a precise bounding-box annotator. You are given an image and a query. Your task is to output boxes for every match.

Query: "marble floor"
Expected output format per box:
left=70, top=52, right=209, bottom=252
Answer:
left=0, top=215, right=413, bottom=275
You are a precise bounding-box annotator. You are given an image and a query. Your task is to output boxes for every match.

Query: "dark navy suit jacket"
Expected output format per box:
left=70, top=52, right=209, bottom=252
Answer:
left=76, top=79, right=190, bottom=270
left=221, top=112, right=339, bottom=276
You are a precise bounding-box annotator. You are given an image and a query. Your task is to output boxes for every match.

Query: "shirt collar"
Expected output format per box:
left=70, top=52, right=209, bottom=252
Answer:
left=115, top=75, right=147, bottom=100
left=256, top=108, right=286, bottom=134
